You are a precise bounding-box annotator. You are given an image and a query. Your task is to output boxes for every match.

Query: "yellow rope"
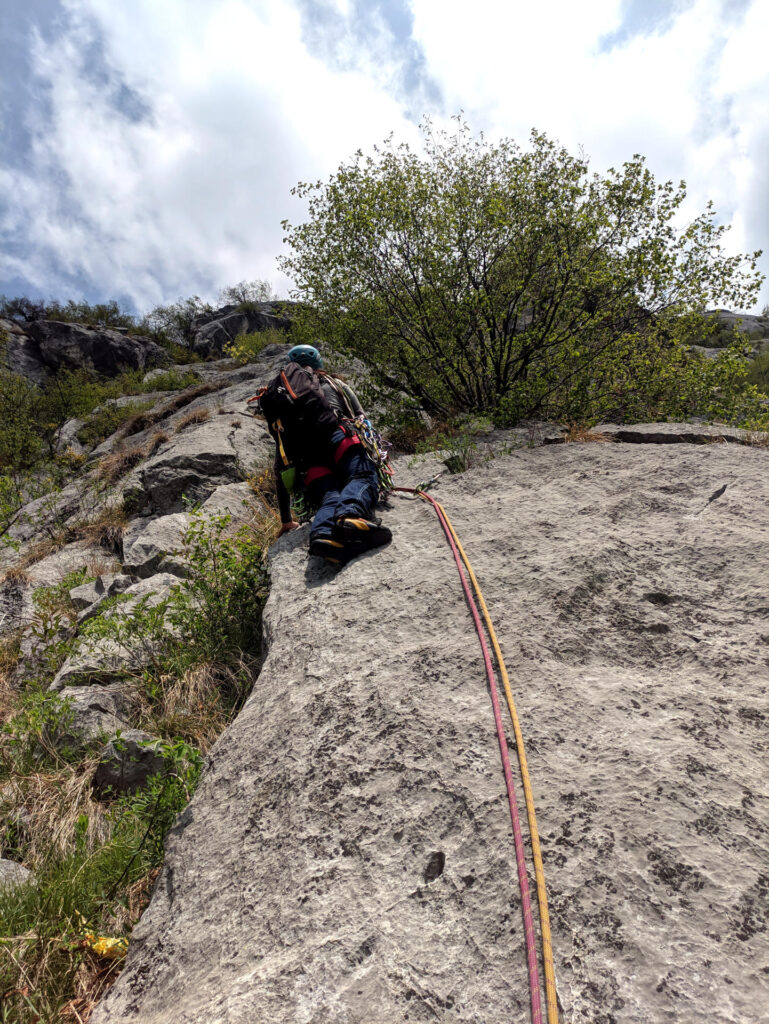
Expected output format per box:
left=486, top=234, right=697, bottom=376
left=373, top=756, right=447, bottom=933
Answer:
left=421, top=494, right=559, bottom=1024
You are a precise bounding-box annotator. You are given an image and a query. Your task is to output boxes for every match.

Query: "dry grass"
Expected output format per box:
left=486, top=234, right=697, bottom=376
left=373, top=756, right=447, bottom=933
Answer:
left=0, top=566, right=31, bottom=586
left=96, top=447, right=145, bottom=484
left=173, top=406, right=211, bottom=433
left=564, top=423, right=614, bottom=443
left=144, top=430, right=169, bottom=456
left=0, top=757, right=111, bottom=864
left=151, top=659, right=256, bottom=753
left=0, top=639, right=22, bottom=710
left=16, top=536, right=63, bottom=571
left=74, top=504, right=128, bottom=553
left=84, top=556, right=119, bottom=579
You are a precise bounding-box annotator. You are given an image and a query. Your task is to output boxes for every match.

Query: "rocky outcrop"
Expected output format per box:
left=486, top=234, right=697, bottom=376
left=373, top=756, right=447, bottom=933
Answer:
left=2, top=320, right=170, bottom=383
left=93, top=437, right=769, bottom=1024
left=190, top=302, right=293, bottom=359
left=51, top=683, right=138, bottom=751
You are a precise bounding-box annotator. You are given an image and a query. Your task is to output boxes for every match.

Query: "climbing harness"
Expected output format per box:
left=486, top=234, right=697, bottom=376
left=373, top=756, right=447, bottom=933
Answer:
left=395, top=486, right=559, bottom=1024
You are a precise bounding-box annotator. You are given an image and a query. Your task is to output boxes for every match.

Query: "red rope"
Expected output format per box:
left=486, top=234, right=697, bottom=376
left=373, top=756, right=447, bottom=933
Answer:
left=397, top=487, right=543, bottom=1024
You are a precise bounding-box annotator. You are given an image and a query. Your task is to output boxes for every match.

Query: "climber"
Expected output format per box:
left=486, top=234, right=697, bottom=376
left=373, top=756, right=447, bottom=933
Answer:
left=268, top=344, right=392, bottom=566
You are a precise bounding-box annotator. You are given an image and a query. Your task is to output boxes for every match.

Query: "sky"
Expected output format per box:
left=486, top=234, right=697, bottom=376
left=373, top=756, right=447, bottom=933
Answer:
left=0, top=0, right=767, bottom=315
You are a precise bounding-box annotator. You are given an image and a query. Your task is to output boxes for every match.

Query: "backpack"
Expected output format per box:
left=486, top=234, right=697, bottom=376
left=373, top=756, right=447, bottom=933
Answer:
left=255, top=362, right=340, bottom=470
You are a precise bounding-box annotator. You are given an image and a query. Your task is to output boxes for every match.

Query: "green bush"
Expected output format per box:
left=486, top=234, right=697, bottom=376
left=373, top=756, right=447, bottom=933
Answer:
left=747, top=349, right=769, bottom=396
left=223, top=327, right=284, bottom=365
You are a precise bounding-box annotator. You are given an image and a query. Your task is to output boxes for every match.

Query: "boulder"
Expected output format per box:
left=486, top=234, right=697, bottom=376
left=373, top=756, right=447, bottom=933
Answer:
left=70, top=573, right=140, bottom=623
left=0, top=859, right=32, bottom=888
left=122, top=483, right=256, bottom=579
left=25, top=320, right=170, bottom=378
left=191, top=303, right=292, bottom=359
left=122, top=514, right=191, bottom=578
left=2, top=330, right=49, bottom=384
left=50, top=573, right=180, bottom=689
left=126, top=418, right=272, bottom=515
left=51, top=683, right=137, bottom=751
left=48, top=640, right=142, bottom=691
left=55, top=417, right=87, bottom=456
left=93, top=729, right=167, bottom=796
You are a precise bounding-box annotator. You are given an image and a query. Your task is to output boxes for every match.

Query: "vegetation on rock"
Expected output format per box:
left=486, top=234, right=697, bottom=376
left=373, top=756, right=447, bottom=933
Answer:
left=0, top=510, right=271, bottom=1023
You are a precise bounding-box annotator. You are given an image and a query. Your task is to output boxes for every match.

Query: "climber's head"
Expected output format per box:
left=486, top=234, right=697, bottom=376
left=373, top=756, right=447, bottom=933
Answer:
left=286, top=344, right=322, bottom=370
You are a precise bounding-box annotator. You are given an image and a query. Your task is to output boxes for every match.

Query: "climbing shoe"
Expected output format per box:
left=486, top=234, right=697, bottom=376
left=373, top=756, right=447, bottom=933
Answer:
left=308, top=535, right=348, bottom=565
left=333, top=516, right=392, bottom=550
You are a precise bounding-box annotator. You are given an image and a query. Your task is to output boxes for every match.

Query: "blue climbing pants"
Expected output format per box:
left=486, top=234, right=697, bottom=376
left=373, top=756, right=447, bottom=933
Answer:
left=305, top=431, right=379, bottom=540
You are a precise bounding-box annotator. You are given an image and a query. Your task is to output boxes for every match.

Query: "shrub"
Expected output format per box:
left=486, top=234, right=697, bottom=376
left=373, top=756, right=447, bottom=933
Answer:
left=139, top=368, right=200, bottom=392
left=747, top=349, right=769, bottom=396
left=223, top=327, right=284, bottom=365
left=282, top=119, right=765, bottom=428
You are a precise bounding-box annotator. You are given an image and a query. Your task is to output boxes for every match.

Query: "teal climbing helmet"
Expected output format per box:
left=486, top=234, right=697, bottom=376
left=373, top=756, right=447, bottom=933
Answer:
left=286, top=344, right=322, bottom=369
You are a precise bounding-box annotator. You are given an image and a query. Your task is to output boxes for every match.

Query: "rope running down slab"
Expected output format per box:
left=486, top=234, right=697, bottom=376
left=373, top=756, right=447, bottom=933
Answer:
left=394, top=485, right=558, bottom=1024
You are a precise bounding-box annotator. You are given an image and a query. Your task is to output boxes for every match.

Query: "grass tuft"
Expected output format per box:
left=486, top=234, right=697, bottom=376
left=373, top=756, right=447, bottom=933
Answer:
left=173, top=407, right=211, bottom=433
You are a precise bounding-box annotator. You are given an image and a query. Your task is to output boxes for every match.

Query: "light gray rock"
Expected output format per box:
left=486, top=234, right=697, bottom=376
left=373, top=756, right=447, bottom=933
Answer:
left=56, top=573, right=180, bottom=676
left=122, top=483, right=256, bottom=578
left=95, top=441, right=769, bottom=1024
left=56, top=417, right=87, bottom=456
left=126, top=418, right=272, bottom=515
left=48, top=640, right=142, bottom=691
left=73, top=573, right=140, bottom=624
left=69, top=579, right=104, bottom=611
left=0, top=859, right=32, bottom=888
left=93, top=730, right=167, bottom=795
left=122, top=514, right=191, bottom=578
left=52, top=683, right=137, bottom=751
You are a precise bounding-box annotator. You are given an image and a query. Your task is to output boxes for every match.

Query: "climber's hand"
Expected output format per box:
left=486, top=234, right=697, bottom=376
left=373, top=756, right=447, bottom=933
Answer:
left=277, top=521, right=300, bottom=537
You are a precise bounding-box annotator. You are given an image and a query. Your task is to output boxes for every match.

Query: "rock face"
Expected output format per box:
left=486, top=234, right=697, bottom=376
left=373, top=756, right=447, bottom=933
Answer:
left=191, top=302, right=293, bottom=358
left=3, top=320, right=169, bottom=382
left=93, top=439, right=769, bottom=1024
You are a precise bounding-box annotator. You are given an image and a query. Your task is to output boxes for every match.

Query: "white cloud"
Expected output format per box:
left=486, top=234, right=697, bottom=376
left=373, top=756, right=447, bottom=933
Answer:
left=0, top=0, right=766, bottom=311
left=410, top=0, right=769, bottom=309
left=0, top=0, right=418, bottom=309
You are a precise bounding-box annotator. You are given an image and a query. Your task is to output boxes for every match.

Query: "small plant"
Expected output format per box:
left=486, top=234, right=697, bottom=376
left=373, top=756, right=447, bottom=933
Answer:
left=414, top=424, right=480, bottom=474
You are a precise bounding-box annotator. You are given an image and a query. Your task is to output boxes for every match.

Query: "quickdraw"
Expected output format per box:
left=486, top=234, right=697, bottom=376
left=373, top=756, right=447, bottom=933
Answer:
left=395, top=486, right=559, bottom=1024
left=349, top=415, right=394, bottom=498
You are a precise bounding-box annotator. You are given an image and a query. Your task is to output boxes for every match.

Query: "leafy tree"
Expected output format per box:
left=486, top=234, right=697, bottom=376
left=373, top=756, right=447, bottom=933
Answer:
left=281, top=120, right=765, bottom=425
left=142, top=295, right=212, bottom=347
left=217, top=279, right=276, bottom=306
